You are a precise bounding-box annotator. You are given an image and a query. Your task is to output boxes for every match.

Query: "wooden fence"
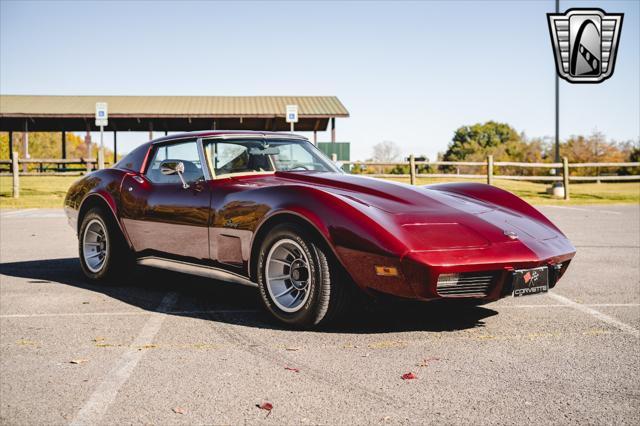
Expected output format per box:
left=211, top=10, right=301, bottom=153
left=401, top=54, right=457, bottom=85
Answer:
left=2, top=152, right=639, bottom=201
left=1, top=153, right=114, bottom=199
left=337, top=155, right=639, bottom=200
left=0, top=156, right=106, bottom=176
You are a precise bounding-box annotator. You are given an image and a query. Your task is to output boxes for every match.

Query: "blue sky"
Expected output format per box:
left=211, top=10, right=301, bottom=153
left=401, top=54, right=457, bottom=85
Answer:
left=1, top=0, right=638, bottom=160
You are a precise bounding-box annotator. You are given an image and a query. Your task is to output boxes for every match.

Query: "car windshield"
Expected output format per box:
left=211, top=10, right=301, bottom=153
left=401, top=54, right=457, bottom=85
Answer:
left=203, top=138, right=341, bottom=177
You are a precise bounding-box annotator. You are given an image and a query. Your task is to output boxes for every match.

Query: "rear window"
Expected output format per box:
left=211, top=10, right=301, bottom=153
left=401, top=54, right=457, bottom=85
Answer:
left=114, top=144, right=150, bottom=172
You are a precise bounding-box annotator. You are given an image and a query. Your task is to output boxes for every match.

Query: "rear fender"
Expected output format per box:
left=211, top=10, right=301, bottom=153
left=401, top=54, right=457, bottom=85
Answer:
left=70, top=169, right=133, bottom=248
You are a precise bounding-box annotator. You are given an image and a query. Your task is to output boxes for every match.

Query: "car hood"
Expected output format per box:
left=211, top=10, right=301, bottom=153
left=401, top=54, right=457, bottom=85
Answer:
left=273, top=172, right=566, bottom=252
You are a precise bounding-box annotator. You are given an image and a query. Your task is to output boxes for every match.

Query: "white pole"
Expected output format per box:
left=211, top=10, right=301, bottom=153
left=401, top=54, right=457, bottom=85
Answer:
left=98, top=125, right=105, bottom=169
left=290, top=122, right=294, bottom=132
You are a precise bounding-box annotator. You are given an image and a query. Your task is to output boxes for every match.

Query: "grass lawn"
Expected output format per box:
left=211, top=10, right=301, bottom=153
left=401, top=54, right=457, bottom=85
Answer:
left=1, top=175, right=638, bottom=209
left=0, top=176, right=79, bottom=209
left=385, top=177, right=640, bottom=205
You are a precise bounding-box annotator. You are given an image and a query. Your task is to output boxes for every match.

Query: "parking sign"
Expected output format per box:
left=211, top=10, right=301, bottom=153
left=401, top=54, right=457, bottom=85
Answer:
left=95, top=102, right=108, bottom=127
left=285, top=105, right=298, bottom=123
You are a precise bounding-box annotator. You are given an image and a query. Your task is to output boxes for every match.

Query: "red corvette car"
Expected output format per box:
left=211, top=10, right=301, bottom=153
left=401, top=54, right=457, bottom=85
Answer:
left=65, top=131, right=575, bottom=327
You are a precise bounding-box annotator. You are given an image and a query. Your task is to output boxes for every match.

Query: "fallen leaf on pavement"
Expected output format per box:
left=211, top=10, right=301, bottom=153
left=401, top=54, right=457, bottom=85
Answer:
left=284, top=366, right=300, bottom=373
left=69, top=359, right=88, bottom=364
left=172, top=407, right=186, bottom=414
left=257, top=402, right=273, bottom=417
left=401, top=372, right=417, bottom=380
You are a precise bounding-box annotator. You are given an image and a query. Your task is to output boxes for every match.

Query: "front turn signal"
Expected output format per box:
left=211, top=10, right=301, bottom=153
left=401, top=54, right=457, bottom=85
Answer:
left=375, top=266, right=399, bottom=277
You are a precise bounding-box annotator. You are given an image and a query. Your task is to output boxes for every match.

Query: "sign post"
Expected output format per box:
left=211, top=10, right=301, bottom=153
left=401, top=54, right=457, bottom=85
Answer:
left=95, top=102, right=108, bottom=169
left=285, top=105, right=298, bottom=132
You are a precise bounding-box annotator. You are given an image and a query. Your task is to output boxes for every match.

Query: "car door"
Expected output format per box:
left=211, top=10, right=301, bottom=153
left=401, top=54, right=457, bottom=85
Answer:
left=120, top=138, right=212, bottom=261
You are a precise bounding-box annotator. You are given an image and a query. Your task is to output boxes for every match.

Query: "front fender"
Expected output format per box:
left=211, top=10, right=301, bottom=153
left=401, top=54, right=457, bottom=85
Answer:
left=427, top=182, right=565, bottom=235
left=244, top=185, right=415, bottom=297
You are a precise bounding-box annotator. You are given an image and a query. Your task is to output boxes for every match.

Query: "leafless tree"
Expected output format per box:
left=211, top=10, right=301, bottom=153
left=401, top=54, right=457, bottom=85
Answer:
left=371, top=140, right=401, bottom=162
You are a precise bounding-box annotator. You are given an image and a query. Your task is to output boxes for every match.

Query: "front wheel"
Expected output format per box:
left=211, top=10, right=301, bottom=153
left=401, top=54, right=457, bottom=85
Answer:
left=78, top=208, right=133, bottom=281
left=256, top=224, right=351, bottom=328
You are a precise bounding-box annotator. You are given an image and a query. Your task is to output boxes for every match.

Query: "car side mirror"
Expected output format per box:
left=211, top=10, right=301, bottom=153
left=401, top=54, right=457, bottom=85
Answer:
left=160, top=160, right=189, bottom=189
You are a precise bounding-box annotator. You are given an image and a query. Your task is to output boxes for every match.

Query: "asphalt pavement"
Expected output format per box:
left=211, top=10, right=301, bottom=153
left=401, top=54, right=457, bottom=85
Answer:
left=0, top=204, right=638, bottom=425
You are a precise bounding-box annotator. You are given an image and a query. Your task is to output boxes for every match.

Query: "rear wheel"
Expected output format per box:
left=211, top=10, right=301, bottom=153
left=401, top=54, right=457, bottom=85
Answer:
left=257, top=224, right=351, bottom=328
left=78, top=208, right=133, bottom=281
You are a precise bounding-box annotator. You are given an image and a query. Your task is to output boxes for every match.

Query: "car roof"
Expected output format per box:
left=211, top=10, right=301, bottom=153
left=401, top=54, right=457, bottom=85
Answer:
left=149, top=130, right=309, bottom=146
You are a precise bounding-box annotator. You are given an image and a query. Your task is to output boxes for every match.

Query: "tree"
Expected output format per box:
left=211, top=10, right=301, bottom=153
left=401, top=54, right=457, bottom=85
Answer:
left=561, top=132, right=633, bottom=176
left=0, top=132, right=114, bottom=160
left=442, top=121, right=522, bottom=162
left=371, top=140, right=401, bottom=162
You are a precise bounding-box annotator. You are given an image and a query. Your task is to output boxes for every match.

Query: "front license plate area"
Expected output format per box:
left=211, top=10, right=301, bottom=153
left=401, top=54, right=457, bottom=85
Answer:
left=513, top=267, right=548, bottom=297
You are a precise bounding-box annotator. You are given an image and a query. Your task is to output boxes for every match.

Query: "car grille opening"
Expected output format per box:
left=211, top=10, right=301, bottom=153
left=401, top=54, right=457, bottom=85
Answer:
left=436, top=272, right=495, bottom=297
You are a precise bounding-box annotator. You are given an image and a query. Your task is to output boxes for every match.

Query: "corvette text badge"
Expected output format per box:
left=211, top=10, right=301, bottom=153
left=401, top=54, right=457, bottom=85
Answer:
left=547, top=8, right=623, bottom=83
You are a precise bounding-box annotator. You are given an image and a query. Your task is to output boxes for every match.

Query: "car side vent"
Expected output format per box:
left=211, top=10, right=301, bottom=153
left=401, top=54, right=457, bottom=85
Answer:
left=436, top=272, right=495, bottom=297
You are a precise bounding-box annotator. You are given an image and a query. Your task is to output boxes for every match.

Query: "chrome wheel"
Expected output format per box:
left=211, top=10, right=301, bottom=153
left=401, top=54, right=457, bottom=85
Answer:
left=265, top=239, right=311, bottom=313
left=82, top=218, right=109, bottom=273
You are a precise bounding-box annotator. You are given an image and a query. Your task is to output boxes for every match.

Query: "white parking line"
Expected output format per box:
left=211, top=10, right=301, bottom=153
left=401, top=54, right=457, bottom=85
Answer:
left=547, top=292, right=639, bottom=337
left=502, top=303, right=640, bottom=309
left=0, top=209, right=37, bottom=218
left=0, top=209, right=66, bottom=219
left=542, top=205, right=622, bottom=215
left=69, top=292, right=178, bottom=426
left=0, top=308, right=259, bottom=319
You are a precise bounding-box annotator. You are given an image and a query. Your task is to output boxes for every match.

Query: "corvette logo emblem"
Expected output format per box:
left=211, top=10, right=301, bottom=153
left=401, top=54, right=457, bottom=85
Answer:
left=547, top=8, right=623, bottom=83
left=523, top=270, right=540, bottom=286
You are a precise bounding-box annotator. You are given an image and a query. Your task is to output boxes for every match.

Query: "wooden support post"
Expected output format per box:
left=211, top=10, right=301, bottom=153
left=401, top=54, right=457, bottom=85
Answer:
left=62, top=131, right=67, bottom=159
left=148, top=121, right=154, bottom=140
left=409, top=154, right=416, bottom=185
left=331, top=117, right=336, bottom=143
left=11, top=151, right=19, bottom=198
left=313, top=119, right=321, bottom=145
left=23, top=120, right=29, bottom=172
left=113, top=130, right=118, bottom=163
left=563, top=157, right=570, bottom=200
left=487, top=155, right=494, bottom=185
left=85, top=124, right=92, bottom=167
left=8, top=131, right=13, bottom=158
left=85, top=158, right=91, bottom=174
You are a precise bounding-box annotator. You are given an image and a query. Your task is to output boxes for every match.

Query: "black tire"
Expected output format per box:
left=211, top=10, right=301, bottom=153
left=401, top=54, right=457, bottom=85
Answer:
left=256, top=223, right=351, bottom=328
left=78, top=207, right=134, bottom=282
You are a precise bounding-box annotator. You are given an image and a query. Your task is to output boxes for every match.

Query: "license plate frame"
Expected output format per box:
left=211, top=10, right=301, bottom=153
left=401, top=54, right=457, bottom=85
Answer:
left=512, top=266, right=549, bottom=297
